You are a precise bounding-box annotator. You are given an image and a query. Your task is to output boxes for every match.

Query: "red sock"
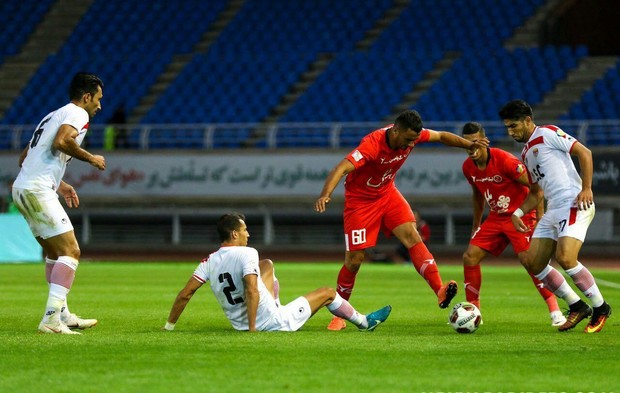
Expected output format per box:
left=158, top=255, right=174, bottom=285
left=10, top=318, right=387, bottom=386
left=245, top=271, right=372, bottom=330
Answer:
left=409, top=243, right=442, bottom=294
left=464, top=265, right=481, bottom=306
left=529, top=273, right=560, bottom=313
left=336, top=264, right=357, bottom=301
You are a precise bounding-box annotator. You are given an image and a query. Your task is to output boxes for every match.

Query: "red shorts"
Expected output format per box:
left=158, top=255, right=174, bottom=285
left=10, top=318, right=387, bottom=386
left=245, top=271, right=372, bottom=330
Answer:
left=470, top=213, right=536, bottom=256
left=343, top=188, right=414, bottom=251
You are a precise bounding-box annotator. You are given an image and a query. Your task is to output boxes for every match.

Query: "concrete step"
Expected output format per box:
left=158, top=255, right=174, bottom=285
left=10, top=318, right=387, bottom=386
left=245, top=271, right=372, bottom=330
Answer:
left=534, top=55, right=618, bottom=120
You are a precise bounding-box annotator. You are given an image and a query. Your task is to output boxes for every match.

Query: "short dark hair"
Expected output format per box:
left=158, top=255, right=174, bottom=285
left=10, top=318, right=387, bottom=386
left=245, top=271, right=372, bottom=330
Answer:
left=498, top=99, right=533, bottom=121
left=69, top=72, right=103, bottom=101
left=394, top=110, right=423, bottom=132
left=217, top=212, right=246, bottom=242
left=462, top=122, right=486, bottom=137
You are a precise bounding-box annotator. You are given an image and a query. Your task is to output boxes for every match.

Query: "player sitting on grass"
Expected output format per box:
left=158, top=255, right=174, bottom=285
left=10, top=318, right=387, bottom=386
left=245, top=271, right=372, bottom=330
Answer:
left=163, top=212, right=391, bottom=332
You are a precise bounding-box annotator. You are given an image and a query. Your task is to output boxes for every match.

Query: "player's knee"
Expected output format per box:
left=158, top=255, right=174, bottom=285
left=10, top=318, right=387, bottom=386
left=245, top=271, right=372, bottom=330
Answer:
left=462, top=250, right=480, bottom=266
left=323, top=287, right=337, bottom=301
left=462, top=250, right=474, bottom=265
left=70, top=246, right=81, bottom=260
left=259, top=259, right=274, bottom=273
left=553, top=253, right=574, bottom=269
left=345, top=251, right=365, bottom=270
left=517, top=252, right=530, bottom=269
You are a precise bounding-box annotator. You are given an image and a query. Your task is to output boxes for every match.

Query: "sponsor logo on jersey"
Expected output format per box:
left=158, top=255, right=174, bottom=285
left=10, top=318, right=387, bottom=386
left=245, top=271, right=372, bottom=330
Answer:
left=379, top=154, right=407, bottom=164
left=533, top=148, right=539, bottom=157
left=366, top=169, right=394, bottom=188
left=470, top=175, right=503, bottom=183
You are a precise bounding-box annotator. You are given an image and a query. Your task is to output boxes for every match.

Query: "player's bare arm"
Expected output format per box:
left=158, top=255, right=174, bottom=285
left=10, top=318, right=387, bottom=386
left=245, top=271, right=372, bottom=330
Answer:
left=53, top=124, right=106, bottom=170
left=314, top=159, right=355, bottom=213
left=470, top=185, right=485, bottom=236
left=426, top=130, right=489, bottom=151
left=512, top=183, right=544, bottom=233
left=571, top=142, right=594, bottom=210
left=18, top=146, right=29, bottom=167
left=515, top=171, right=545, bottom=221
left=243, top=274, right=259, bottom=332
left=58, top=181, right=80, bottom=208
left=163, top=277, right=202, bottom=331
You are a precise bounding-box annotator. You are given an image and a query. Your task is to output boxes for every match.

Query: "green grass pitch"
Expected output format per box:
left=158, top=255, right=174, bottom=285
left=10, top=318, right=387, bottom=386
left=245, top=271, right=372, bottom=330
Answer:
left=1, top=262, right=618, bottom=393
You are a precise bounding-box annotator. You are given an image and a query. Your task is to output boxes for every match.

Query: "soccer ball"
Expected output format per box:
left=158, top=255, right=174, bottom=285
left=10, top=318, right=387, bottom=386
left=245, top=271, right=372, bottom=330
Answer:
left=448, top=302, right=482, bottom=333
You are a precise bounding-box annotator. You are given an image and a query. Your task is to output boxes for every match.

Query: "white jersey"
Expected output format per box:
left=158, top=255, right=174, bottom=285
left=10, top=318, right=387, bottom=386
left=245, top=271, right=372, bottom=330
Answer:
left=521, top=125, right=582, bottom=209
left=13, top=103, right=89, bottom=192
left=192, top=246, right=279, bottom=331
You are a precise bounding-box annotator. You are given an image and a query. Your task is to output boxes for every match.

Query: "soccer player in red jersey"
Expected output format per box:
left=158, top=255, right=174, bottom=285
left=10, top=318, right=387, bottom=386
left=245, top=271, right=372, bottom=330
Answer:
left=314, top=110, right=488, bottom=330
left=460, top=122, right=565, bottom=326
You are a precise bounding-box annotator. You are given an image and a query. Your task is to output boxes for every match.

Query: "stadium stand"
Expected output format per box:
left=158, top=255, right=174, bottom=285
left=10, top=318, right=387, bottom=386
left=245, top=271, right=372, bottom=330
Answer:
left=412, top=46, right=587, bottom=138
left=368, top=0, right=544, bottom=53
left=0, top=0, right=55, bottom=57
left=561, top=59, right=620, bottom=145
left=0, top=0, right=618, bottom=149
left=1, top=0, right=227, bottom=126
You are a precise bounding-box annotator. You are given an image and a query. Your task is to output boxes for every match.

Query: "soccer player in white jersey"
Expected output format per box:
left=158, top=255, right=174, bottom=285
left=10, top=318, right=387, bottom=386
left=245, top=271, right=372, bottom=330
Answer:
left=163, top=213, right=392, bottom=332
left=499, top=99, right=611, bottom=333
left=12, top=72, right=106, bottom=334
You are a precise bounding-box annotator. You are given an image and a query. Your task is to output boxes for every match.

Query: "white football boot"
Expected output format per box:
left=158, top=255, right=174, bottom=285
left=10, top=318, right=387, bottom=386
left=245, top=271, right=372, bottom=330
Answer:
left=63, top=313, right=98, bottom=330
left=550, top=310, right=567, bottom=327
left=38, top=319, right=81, bottom=335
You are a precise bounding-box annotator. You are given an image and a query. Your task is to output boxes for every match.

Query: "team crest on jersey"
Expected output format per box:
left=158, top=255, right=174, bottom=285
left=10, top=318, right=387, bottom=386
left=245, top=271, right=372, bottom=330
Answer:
left=556, top=129, right=567, bottom=138
left=352, top=150, right=363, bottom=162
left=532, top=148, right=539, bottom=157
left=516, top=164, right=525, bottom=174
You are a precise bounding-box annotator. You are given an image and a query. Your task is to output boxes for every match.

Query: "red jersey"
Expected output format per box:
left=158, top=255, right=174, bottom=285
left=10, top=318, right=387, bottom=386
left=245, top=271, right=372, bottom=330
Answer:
left=462, top=148, right=531, bottom=217
left=344, top=126, right=430, bottom=199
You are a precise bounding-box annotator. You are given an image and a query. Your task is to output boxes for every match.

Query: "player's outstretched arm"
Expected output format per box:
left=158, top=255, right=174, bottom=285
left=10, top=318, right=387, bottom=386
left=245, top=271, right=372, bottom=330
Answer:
left=163, top=277, right=203, bottom=331
left=314, top=159, right=355, bottom=213
left=53, top=124, right=106, bottom=170
left=426, top=130, right=489, bottom=151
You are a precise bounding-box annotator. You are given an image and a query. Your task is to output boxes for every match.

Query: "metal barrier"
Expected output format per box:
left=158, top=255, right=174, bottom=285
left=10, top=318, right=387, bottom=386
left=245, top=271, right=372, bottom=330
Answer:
left=2, top=120, right=619, bottom=151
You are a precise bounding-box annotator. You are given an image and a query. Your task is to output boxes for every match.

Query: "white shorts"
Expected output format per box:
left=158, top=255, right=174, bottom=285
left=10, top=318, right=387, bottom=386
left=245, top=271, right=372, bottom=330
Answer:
left=262, top=296, right=312, bottom=332
left=533, top=203, right=594, bottom=242
left=11, top=187, right=74, bottom=239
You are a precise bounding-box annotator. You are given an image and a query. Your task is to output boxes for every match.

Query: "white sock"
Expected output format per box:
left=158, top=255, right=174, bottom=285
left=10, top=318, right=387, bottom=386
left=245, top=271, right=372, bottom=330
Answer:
left=535, top=265, right=581, bottom=306
left=61, top=300, right=71, bottom=321
left=327, top=293, right=366, bottom=328
left=43, top=284, right=69, bottom=323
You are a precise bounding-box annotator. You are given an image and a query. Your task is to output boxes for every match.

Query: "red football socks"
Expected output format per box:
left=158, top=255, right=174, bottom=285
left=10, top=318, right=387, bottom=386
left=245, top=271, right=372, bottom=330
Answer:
left=409, top=242, right=443, bottom=294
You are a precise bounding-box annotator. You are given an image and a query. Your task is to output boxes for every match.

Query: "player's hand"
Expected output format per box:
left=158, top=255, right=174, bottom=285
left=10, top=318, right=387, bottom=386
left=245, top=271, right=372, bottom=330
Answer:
left=60, top=184, right=80, bottom=208
left=469, top=138, right=489, bottom=152
left=314, top=196, right=331, bottom=213
left=90, top=154, right=106, bottom=170
left=575, top=188, right=594, bottom=210
left=511, top=215, right=530, bottom=233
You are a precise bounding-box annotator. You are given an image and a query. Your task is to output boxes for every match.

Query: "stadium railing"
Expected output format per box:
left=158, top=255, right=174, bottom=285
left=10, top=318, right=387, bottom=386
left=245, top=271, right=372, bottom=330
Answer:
left=1, top=120, right=619, bottom=151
